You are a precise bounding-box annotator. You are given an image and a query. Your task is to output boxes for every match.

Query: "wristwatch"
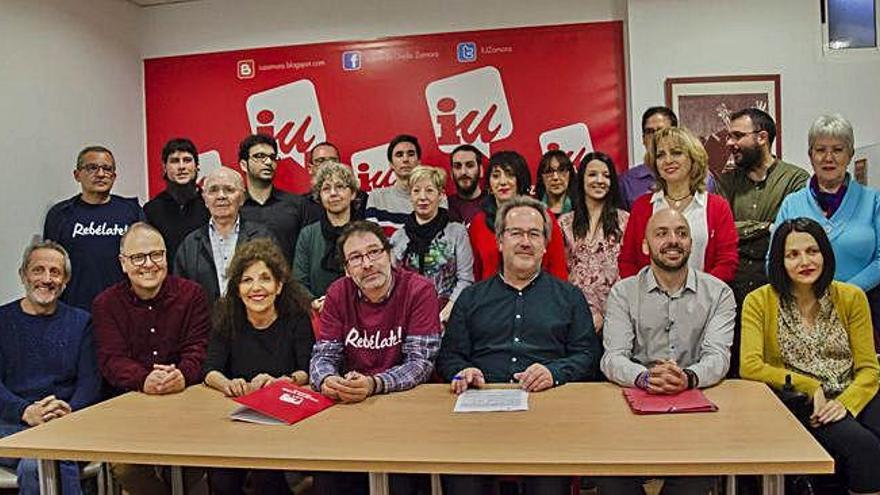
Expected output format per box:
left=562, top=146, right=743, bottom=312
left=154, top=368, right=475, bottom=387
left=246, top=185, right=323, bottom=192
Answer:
left=684, top=369, right=699, bottom=390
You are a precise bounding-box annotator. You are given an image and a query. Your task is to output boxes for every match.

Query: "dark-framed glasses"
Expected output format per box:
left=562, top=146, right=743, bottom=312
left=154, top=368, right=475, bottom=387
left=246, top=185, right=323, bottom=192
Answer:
left=345, top=248, right=385, bottom=268
left=249, top=152, right=278, bottom=162
left=79, top=163, right=116, bottom=175
left=121, top=250, right=166, bottom=266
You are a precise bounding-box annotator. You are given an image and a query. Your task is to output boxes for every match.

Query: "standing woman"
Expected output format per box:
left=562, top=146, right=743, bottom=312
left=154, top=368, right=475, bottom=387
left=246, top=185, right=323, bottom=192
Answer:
left=558, top=152, right=628, bottom=333
left=204, top=238, right=315, bottom=495
left=741, top=218, right=880, bottom=494
left=536, top=149, right=577, bottom=215
left=468, top=151, right=568, bottom=281
left=775, top=114, right=880, bottom=350
left=391, top=166, right=473, bottom=323
left=294, top=162, right=359, bottom=313
left=618, top=127, right=738, bottom=281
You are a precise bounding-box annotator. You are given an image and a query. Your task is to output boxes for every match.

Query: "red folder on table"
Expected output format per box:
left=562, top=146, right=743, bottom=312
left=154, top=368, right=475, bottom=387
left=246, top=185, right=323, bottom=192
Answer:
left=622, top=387, right=718, bottom=414
left=230, top=381, right=335, bottom=425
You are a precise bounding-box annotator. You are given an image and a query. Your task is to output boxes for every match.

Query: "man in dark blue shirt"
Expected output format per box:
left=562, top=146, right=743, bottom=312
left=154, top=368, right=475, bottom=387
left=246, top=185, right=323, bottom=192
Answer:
left=437, top=195, right=599, bottom=495
left=0, top=239, right=101, bottom=494
left=43, top=145, right=144, bottom=311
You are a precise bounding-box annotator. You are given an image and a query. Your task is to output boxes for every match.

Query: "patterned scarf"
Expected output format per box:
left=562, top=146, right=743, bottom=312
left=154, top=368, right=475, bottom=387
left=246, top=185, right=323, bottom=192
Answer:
left=402, top=208, right=449, bottom=274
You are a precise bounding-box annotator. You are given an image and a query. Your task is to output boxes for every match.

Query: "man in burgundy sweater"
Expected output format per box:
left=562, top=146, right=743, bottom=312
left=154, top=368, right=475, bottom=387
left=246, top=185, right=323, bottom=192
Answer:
left=310, top=220, right=441, bottom=495
left=92, top=222, right=209, bottom=495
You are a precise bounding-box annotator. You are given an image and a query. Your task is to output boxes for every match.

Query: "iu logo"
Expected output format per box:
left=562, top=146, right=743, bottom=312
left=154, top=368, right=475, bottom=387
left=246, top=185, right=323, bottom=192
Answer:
left=538, top=123, right=594, bottom=167
left=351, top=143, right=396, bottom=193
left=237, top=60, right=255, bottom=80
left=245, top=80, right=326, bottom=168
left=424, top=66, right=513, bottom=156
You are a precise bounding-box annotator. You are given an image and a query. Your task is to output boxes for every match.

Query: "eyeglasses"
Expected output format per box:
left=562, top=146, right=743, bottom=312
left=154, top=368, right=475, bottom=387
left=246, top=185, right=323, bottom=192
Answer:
left=121, top=250, right=166, bottom=266
left=541, top=167, right=569, bottom=177
left=503, top=228, right=545, bottom=242
left=727, top=130, right=758, bottom=141
left=249, top=152, right=278, bottom=162
left=345, top=247, right=386, bottom=268
left=79, top=163, right=116, bottom=175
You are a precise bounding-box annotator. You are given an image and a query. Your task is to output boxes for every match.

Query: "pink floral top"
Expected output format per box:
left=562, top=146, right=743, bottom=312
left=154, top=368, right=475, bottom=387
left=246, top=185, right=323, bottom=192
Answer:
left=558, top=210, right=629, bottom=323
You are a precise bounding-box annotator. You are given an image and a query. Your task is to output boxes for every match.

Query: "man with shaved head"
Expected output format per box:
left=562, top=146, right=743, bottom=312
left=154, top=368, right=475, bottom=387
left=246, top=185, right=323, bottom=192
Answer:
left=174, top=167, right=274, bottom=302
left=596, top=208, right=735, bottom=494
left=92, top=222, right=210, bottom=493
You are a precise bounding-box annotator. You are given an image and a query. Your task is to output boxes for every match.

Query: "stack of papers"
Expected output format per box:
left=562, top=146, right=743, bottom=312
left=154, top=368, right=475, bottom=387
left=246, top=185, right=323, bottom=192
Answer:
left=453, top=389, right=529, bottom=413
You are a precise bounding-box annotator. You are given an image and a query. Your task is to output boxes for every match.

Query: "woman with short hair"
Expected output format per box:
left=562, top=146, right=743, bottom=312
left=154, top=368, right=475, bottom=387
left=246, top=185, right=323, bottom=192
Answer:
left=536, top=149, right=577, bottom=215
left=741, top=217, right=880, bottom=494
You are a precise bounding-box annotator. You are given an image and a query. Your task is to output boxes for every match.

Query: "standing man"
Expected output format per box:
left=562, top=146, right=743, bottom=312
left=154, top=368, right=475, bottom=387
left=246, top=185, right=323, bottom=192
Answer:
left=716, top=108, right=809, bottom=376
left=620, top=106, right=715, bottom=210
left=598, top=208, right=734, bottom=495
left=447, top=144, right=486, bottom=225
left=43, top=145, right=144, bottom=311
left=238, top=134, right=307, bottom=263
left=366, top=134, right=445, bottom=237
left=437, top=196, right=599, bottom=495
left=174, top=167, right=274, bottom=303
left=310, top=220, right=441, bottom=495
left=93, top=222, right=209, bottom=495
left=144, top=138, right=210, bottom=263
left=0, top=240, right=101, bottom=494
left=302, top=141, right=368, bottom=222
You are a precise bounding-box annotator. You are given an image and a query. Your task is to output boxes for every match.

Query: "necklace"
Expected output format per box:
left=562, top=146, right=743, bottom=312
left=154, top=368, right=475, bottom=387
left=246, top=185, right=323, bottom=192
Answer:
left=666, top=192, right=693, bottom=209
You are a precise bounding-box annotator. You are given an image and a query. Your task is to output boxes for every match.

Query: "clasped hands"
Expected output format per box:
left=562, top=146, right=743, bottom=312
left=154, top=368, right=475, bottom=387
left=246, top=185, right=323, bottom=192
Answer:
left=810, top=387, right=846, bottom=427
left=143, top=363, right=185, bottom=395
left=451, top=363, right=553, bottom=394
left=641, top=360, right=688, bottom=395
left=220, top=370, right=309, bottom=398
left=22, top=395, right=71, bottom=426
left=321, top=371, right=376, bottom=403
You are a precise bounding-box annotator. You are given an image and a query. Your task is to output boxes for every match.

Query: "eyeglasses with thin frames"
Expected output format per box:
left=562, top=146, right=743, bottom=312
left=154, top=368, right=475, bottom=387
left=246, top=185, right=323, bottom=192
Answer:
left=79, top=163, right=116, bottom=175
left=345, top=248, right=386, bottom=268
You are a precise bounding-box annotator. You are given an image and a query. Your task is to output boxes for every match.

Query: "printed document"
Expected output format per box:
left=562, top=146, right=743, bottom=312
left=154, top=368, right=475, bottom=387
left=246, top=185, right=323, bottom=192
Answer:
left=453, top=389, right=529, bottom=413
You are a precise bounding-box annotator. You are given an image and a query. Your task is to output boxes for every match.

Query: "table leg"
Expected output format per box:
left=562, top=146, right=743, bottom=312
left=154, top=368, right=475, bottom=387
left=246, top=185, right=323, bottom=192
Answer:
left=761, top=474, right=783, bottom=495
left=368, top=472, right=390, bottom=495
left=430, top=473, right=443, bottom=495
left=725, top=475, right=736, bottom=494
left=37, top=459, right=60, bottom=495
left=170, top=466, right=184, bottom=495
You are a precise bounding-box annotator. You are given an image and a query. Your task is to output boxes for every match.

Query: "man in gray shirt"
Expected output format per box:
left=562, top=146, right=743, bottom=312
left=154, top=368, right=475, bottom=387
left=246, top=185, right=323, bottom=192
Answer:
left=597, top=208, right=735, bottom=494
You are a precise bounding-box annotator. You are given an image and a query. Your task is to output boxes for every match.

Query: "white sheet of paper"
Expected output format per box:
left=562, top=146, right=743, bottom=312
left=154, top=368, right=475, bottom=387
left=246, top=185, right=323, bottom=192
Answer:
left=229, top=406, right=286, bottom=425
left=453, top=389, right=529, bottom=413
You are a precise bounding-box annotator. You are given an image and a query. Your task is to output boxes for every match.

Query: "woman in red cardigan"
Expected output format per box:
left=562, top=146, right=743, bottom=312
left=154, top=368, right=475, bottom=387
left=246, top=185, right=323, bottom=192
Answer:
left=618, top=127, right=738, bottom=281
left=468, top=151, right=568, bottom=281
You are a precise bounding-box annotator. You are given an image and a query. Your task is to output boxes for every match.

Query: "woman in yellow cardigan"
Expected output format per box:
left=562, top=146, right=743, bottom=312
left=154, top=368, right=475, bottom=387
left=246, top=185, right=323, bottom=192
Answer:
left=741, top=217, right=880, bottom=494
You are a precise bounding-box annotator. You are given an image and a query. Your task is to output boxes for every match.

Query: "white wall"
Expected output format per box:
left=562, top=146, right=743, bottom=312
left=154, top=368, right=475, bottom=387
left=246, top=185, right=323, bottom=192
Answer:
left=140, top=0, right=624, bottom=58
left=0, top=0, right=144, bottom=302
left=627, top=0, right=880, bottom=170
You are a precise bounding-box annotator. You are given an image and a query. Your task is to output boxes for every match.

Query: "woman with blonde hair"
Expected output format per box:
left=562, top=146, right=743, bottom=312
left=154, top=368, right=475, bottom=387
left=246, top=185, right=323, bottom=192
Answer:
left=618, top=127, right=738, bottom=281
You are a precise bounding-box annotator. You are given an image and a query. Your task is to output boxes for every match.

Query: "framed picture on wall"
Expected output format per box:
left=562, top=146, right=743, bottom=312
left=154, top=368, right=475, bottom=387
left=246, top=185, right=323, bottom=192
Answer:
left=665, top=74, right=782, bottom=178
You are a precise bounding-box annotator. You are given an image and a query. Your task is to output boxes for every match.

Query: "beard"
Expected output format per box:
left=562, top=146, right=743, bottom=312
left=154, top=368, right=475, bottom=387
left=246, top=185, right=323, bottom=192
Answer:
left=650, top=246, right=690, bottom=272
left=734, top=145, right=763, bottom=171
left=455, top=176, right=479, bottom=197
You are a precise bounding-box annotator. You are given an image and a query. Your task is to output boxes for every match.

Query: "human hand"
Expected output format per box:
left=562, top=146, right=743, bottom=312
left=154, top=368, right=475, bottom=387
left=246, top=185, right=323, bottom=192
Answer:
left=222, top=377, right=249, bottom=397
left=451, top=367, right=485, bottom=394
left=439, top=302, right=454, bottom=324
left=290, top=370, right=309, bottom=386
left=249, top=373, right=276, bottom=392
left=513, top=363, right=554, bottom=392
left=21, top=396, right=56, bottom=426
left=311, top=297, right=326, bottom=313
left=41, top=397, right=72, bottom=422
left=154, top=366, right=185, bottom=394
left=592, top=311, right=604, bottom=334
left=143, top=368, right=169, bottom=394
left=645, top=361, right=687, bottom=394
left=334, top=372, right=374, bottom=403
left=812, top=399, right=847, bottom=426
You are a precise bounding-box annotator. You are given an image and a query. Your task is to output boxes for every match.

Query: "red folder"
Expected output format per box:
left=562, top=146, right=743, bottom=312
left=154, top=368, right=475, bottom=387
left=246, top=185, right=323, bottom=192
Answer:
left=230, top=381, right=335, bottom=425
left=622, top=387, right=718, bottom=414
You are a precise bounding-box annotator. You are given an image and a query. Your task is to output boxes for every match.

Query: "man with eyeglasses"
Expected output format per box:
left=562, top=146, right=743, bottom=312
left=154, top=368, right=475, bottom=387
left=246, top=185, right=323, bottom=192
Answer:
left=619, top=106, right=716, bottom=211
left=144, top=138, right=210, bottom=263
left=596, top=208, right=734, bottom=495
left=92, top=222, right=209, bottom=494
left=43, top=145, right=144, bottom=311
left=436, top=195, right=598, bottom=495
left=309, top=220, right=440, bottom=494
left=238, top=134, right=307, bottom=262
left=174, top=167, right=274, bottom=302
left=716, top=108, right=808, bottom=377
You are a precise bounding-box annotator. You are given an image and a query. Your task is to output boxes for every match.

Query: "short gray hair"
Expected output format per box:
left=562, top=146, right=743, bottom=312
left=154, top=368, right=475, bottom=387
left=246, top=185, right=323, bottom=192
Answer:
left=312, top=162, right=359, bottom=202
left=494, top=195, right=552, bottom=244
left=808, top=114, right=854, bottom=155
left=203, top=167, right=245, bottom=191
left=20, top=239, right=72, bottom=282
left=119, top=222, right=165, bottom=253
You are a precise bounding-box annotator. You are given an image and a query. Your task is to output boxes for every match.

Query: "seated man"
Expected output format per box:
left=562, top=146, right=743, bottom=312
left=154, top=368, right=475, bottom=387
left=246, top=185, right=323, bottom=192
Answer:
left=436, top=195, right=600, bottom=495
left=598, top=208, right=735, bottom=495
left=0, top=240, right=101, bottom=495
left=310, top=220, right=441, bottom=495
left=174, top=167, right=273, bottom=302
left=93, top=222, right=210, bottom=495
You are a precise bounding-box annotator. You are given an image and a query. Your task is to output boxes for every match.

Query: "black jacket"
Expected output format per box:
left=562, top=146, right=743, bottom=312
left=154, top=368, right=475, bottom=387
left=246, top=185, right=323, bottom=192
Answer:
left=173, top=217, right=274, bottom=303
left=144, top=188, right=210, bottom=262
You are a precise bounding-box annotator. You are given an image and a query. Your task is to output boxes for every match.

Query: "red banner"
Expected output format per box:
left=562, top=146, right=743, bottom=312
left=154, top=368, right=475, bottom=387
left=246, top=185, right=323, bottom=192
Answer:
left=144, top=22, right=627, bottom=196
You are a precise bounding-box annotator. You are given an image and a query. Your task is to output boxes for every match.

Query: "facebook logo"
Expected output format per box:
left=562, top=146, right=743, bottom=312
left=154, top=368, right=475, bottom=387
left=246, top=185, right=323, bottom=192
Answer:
left=456, top=42, right=477, bottom=63
left=342, top=51, right=361, bottom=71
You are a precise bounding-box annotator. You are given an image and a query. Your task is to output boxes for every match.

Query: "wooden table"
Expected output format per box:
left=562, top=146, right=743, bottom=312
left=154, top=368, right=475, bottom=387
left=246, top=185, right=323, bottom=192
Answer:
left=0, top=380, right=832, bottom=495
